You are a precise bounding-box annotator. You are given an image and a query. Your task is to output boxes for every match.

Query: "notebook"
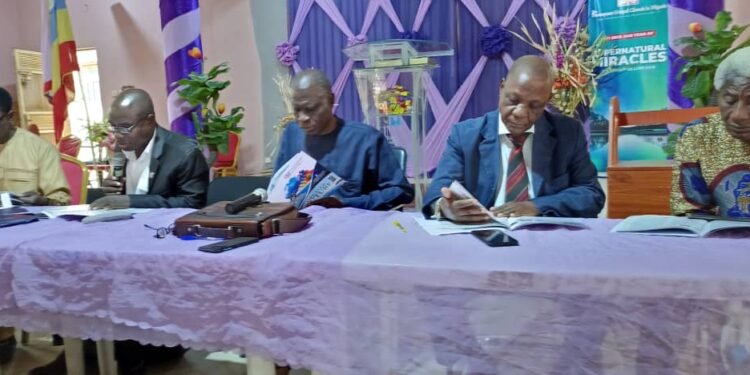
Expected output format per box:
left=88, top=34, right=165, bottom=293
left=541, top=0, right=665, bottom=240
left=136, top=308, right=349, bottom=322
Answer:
left=611, top=215, right=750, bottom=237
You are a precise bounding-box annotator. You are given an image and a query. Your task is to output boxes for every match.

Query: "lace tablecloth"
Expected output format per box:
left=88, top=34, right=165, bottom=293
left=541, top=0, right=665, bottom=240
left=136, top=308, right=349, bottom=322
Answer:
left=1, top=207, right=749, bottom=374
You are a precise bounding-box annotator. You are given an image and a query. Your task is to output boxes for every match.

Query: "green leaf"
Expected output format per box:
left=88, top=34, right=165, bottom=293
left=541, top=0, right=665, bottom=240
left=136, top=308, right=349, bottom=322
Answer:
left=206, top=63, right=230, bottom=80
left=206, top=81, right=230, bottom=90
left=716, top=11, right=732, bottom=31
left=681, top=70, right=712, bottom=101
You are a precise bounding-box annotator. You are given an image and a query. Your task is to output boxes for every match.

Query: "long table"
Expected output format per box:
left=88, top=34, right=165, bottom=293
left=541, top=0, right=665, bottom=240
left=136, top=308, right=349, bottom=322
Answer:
left=1, top=207, right=749, bottom=374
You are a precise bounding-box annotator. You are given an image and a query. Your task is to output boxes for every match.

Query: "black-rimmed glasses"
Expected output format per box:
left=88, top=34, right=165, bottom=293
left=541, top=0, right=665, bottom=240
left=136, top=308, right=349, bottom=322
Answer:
left=108, top=113, right=154, bottom=135
left=145, top=224, right=175, bottom=239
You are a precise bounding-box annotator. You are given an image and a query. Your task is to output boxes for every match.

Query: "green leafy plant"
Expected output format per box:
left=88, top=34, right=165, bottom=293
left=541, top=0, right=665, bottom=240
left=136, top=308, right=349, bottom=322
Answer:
left=83, top=119, right=111, bottom=185
left=677, top=11, right=750, bottom=107
left=84, top=120, right=109, bottom=157
left=176, top=53, right=245, bottom=154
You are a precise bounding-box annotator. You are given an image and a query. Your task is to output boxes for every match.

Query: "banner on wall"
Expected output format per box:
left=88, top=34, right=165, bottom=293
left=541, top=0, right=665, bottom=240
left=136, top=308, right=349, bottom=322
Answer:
left=587, top=0, right=670, bottom=172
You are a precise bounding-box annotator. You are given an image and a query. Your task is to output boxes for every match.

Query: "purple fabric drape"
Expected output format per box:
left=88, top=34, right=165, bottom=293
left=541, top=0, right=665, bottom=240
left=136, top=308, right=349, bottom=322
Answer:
left=284, top=0, right=316, bottom=72
left=160, top=0, right=202, bottom=138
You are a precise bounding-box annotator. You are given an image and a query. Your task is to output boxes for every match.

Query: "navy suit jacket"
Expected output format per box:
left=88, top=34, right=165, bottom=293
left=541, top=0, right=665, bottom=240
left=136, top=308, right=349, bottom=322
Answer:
left=275, top=120, right=414, bottom=210
left=423, top=110, right=605, bottom=218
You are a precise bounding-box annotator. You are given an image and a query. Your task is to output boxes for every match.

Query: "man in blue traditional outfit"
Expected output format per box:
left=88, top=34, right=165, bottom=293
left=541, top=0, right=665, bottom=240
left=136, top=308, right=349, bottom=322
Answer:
left=672, top=46, right=750, bottom=217
left=423, top=55, right=604, bottom=221
left=275, top=69, right=413, bottom=210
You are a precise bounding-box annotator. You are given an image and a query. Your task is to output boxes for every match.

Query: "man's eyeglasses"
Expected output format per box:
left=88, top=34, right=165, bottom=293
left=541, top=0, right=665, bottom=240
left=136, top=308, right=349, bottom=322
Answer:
left=108, top=114, right=153, bottom=135
left=145, top=224, right=175, bottom=239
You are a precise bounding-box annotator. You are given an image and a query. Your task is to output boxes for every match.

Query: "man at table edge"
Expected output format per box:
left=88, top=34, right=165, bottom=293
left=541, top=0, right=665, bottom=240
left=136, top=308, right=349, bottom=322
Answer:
left=423, top=55, right=605, bottom=221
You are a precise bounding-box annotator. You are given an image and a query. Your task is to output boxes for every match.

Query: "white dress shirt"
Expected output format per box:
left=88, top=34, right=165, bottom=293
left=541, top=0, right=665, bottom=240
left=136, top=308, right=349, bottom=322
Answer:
left=493, top=115, right=534, bottom=207
left=123, top=132, right=156, bottom=195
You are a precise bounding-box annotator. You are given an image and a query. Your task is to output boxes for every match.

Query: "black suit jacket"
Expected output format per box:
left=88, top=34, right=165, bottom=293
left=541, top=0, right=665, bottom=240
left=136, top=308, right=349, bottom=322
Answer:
left=127, top=127, right=209, bottom=209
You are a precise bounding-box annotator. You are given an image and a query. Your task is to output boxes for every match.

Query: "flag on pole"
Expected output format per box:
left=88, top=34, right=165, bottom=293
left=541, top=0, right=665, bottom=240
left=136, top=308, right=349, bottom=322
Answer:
left=42, top=0, right=79, bottom=143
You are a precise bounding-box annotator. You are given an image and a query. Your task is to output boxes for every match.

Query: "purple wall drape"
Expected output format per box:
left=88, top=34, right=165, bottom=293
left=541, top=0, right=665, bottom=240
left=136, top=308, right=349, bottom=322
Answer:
left=286, top=0, right=585, bottom=172
left=160, top=0, right=203, bottom=138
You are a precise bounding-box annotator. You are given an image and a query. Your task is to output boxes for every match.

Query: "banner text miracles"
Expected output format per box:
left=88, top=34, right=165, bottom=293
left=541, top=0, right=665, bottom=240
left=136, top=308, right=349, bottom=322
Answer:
left=598, top=44, right=667, bottom=68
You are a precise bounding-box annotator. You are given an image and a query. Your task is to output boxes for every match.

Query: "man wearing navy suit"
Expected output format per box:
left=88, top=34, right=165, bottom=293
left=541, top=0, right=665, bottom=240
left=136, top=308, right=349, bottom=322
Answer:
left=424, top=55, right=604, bottom=221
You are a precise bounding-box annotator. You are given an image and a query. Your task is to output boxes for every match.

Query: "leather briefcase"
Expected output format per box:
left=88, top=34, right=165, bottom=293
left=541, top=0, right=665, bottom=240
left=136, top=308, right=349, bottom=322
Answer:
left=172, top=201, right=310, bottom=239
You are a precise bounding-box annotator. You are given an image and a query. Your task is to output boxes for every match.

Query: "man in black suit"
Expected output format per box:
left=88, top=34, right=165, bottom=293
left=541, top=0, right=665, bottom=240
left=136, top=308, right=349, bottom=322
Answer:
left=91, top=88, right=208, bottom=209
left=31, top=89, right=208, bottom=375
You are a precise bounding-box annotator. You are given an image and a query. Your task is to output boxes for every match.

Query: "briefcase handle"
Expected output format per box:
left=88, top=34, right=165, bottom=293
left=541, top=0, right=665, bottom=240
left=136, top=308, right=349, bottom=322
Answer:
left=178, top=213, right=311, bottom=239
left=180, top=225, right=248, bottom=238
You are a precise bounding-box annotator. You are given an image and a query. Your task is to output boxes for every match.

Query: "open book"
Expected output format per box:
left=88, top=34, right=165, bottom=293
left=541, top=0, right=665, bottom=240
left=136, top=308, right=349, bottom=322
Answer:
left=415, top=180, right=588, bottom=235
left=414, top=215, right=588, bottom=236
left=267, top=151, right=345, bottom=208
left=41, top=205, right=151, bottom=223
left=611, top=215, right=750, bottom=237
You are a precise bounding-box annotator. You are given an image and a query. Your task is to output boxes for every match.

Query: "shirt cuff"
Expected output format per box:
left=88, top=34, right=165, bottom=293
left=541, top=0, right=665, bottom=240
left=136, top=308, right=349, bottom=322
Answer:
left=432, top=198, right=443, bottom=219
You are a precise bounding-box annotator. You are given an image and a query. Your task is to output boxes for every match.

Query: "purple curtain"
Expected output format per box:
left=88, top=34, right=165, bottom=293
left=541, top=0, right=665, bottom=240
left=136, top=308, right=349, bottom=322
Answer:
left=160, top=0, right=203, bottom=138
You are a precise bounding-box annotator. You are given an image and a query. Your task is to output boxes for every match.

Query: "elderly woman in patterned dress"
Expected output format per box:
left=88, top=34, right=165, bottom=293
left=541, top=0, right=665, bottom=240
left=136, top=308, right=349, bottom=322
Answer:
left=671, top=46, right=750, bottom=217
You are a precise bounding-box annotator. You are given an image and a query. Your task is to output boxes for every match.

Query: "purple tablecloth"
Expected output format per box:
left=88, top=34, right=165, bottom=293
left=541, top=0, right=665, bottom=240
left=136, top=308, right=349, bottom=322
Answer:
left=1, top=208, right=749, bottom=374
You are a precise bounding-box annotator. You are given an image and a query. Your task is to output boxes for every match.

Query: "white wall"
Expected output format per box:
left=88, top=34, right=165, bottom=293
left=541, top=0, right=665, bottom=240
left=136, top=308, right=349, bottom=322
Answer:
left=202, top=0, right=265, bottom=174
left=13, top=0, right=168, bottom=126
left=726, top=0, right=750, bottom=25
left=249, top=0, right=289, bottom=169
left=0, top=1, right=20, bottom=89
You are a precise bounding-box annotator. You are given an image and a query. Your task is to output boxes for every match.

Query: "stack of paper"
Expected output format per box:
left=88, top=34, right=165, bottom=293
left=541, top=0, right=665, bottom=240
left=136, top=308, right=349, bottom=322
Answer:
left=41, top=205, right=151, bottom=223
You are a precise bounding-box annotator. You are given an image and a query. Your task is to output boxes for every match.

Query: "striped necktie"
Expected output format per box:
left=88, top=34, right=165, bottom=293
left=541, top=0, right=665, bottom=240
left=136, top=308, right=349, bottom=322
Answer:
left=505, top=133, right=529, bottom=202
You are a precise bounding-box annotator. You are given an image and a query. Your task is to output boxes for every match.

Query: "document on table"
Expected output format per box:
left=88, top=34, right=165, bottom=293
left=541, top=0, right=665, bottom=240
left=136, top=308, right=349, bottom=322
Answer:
left=413, top=216, right=588, bottom=236
left=41, top=205, right=152, bottom=221
left=413, top=216, right=505, bottom=235
left=412, top=181, right=588, bottom=236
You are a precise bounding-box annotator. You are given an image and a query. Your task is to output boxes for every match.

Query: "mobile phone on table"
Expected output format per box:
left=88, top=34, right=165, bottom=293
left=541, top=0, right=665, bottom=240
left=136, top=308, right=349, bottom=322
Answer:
left=471, top=229, right=519, bottom=247
left=198, top=237, right=259, bottom=253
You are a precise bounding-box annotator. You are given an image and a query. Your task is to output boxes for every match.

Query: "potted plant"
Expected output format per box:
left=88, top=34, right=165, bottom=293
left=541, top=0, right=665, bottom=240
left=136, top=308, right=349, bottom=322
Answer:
left=677, top=11, right=750, bottom=107
left=84, top=119, right=112, bottom=185
left=176, top=47, right=245, bottom=166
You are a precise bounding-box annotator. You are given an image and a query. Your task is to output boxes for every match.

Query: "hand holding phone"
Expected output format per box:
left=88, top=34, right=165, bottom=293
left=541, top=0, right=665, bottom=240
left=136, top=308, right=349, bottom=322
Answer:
left=198, top=237, right=259, bottom=253
left=471, top=229, right=519, bottom=247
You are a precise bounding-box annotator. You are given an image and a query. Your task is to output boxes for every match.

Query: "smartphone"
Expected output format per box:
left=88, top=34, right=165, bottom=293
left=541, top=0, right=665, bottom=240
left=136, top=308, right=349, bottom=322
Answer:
left=471, top=229, right=519, bottom=247
left=198, top=237, right=259, bottom=253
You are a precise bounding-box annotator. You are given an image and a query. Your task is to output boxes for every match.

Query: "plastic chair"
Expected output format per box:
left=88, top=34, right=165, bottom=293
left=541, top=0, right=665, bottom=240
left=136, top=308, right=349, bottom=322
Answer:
left=206, top=175, right=271, bottom=206
left=213, top=131, right=241, bottom=177
left=60, top=154, right=89, bottom=205
left=58, top=135, right=82, bottom=158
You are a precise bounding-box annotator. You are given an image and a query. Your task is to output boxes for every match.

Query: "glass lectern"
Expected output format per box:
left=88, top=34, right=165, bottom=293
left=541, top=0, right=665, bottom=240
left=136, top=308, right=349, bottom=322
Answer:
left=344, top=40, right=454, bottom=208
